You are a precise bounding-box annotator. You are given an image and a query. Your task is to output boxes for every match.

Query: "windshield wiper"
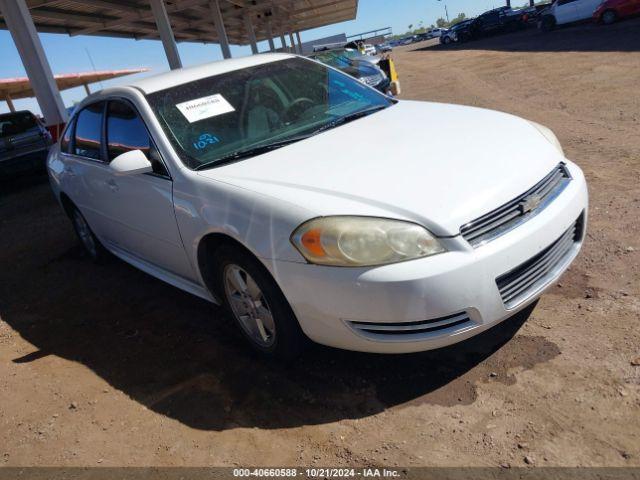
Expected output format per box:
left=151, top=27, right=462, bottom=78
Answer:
left=193, top=105, right=389, bottom=171
left=194, top=136, right=310, bottom=171
left=308, top=105, right=389, bottom=136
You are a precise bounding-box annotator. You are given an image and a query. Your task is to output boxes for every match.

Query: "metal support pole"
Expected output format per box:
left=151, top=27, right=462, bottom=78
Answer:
left=288, top=31, right=297, bottom=54
left=244, top=14, right=258, bottom=54
left=295, top=31, right=303, bottom=55
left=83, top=83, right=91, bottom=96
left=266, top=20, right=276, bottom=52
left=280, top=30, right=287, bottom=52
left=5, top=94, right=16, bottom=113
left=0, top=0, right=67, bottom=126
left=210, top=0, right=231, bottom=59
left=149, top=0, right=183, bottom=70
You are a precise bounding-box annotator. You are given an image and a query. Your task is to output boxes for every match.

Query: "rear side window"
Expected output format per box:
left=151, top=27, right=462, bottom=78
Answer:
left=74, top=102, right=105, bottom=160
left=105, top=100, right=150, bottom=161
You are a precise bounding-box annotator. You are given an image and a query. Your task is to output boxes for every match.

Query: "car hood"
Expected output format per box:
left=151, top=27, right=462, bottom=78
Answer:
left=198, top=100, right=564, bottom=236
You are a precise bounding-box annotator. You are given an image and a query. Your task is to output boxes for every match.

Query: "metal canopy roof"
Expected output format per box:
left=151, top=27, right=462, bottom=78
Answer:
left=2, top=0, right=358, bottom=45
left=0, top=68, right=148, bottom=100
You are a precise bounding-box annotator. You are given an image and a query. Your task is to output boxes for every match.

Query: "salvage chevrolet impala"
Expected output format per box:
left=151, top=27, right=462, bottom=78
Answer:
left=47, top=54, right=588, bottom=358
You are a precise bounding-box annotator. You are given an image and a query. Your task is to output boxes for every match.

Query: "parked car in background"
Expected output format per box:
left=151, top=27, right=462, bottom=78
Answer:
left=0, top=110, right=52, bottom=177
left=362, top=44, right=377, bottom=55
left=47, top=53, right=588, bottom=358
left=427, top=28, right=447, bottom=38
left=539, top=0, right=603, bottom=30
left=440, top=19, right=475, bottom=44
left=469, top=7, right=527, bottom=36
left=375, top=43, right=392, bottom=53
left=516, top=2, right=553, bottom=23
left=308, top=51, right=390, bottom=93
left=593, top=0, right=640, bottom=24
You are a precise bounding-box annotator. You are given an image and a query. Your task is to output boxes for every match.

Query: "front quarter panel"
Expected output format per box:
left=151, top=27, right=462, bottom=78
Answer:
left=172, top=171, right=316, bottom=282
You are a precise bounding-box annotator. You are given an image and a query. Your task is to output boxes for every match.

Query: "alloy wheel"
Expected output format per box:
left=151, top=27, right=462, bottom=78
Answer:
left=73, top=210, right=97, bottom=257
left=223, top=264, right=276, bottom=347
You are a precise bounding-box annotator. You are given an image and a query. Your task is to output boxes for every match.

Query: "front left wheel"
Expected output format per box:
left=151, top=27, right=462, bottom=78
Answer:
left=212, top=244, right=307, bottom=360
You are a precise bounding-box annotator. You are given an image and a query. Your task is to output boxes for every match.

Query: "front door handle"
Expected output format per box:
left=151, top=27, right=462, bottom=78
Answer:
left=106, top=178, right=119, bottom=192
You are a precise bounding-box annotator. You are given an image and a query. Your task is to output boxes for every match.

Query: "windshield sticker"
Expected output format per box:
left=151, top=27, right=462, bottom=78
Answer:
left=192, top=133, right=220, bottom=151
left=176, top=94, right=235, bottom=123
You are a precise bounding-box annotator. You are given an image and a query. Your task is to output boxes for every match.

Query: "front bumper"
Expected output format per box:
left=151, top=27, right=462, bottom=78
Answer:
left=267, top=160, right=588, bottom=353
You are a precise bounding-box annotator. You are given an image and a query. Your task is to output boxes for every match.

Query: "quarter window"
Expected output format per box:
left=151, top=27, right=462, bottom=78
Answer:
left=74, top=102, right=105, bottom=160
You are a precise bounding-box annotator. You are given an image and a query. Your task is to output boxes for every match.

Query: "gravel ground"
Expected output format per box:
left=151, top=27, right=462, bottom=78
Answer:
left=0, top=19, right=639, bottom=468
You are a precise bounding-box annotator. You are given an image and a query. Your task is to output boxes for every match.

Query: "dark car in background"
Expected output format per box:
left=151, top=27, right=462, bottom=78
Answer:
left=0, top=110, right=52, bottom=178
left=468, top=7, right=527, bottom=38
left=308, top=51, right=390, bottom=94
left=440, top=19, right=475, bottom=44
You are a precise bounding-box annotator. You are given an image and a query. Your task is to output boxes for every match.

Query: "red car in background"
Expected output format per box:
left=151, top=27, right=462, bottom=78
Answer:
left=594, top=0, right=640, bottom=24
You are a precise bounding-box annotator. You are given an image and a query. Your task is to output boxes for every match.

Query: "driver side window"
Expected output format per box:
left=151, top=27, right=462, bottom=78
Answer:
left=106, top=100, right=169, bottom=177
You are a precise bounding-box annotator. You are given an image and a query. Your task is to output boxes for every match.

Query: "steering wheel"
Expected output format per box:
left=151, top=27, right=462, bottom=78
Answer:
left=283, top=97, right=315, bottom=123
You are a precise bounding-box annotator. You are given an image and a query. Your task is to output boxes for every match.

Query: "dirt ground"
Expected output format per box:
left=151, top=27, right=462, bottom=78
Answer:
left=1, top=20, right=639, bottom=469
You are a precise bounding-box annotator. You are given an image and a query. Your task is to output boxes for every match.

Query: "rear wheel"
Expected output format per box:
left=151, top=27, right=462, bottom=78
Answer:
left=212, top=244, right=307, bottom=360
left=70, top=207, right=108, bottom=262
left=442, top=36, right=452, bottom=45
left=602, top=9, right=617, bottom=24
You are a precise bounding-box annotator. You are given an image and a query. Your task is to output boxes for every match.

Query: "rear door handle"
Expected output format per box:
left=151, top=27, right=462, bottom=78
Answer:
left=106, top=178, right=119, bottom=192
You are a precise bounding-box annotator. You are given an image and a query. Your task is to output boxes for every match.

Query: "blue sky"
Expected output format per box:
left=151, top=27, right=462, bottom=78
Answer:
left=1, top=0, right=510, bottom=115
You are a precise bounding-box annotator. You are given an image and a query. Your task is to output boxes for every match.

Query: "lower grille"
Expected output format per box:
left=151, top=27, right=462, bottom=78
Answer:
left=496, top=215, right=583, bottom=309
left=348, top=312, right=474, bottom=341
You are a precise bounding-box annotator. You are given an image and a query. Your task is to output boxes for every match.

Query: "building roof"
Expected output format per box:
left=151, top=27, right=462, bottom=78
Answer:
left=0, top=68, right=149, bottom=100
left=1, top=0, right=358, bottom=45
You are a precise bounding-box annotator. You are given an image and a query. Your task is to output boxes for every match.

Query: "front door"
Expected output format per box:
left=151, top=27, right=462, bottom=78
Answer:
left=99, top=99, right=195, bottom=280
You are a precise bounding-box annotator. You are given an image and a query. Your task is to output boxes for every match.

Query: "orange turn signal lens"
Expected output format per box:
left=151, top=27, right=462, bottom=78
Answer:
left=300, top=228, right=326, bottom=257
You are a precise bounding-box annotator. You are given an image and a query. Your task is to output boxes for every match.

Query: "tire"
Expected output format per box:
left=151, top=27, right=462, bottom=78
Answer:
left=211, top=244, right=307, bottom=360
left=602, top=10, right=617, bottom=25
left=70, top=206, right=109, bottom=263
left=442, top=36, right=451, bottom=45
left=540, top=15, right=556, bottom=31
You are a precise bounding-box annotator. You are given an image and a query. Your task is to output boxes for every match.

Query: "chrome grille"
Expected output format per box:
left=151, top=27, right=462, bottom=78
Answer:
left=461, top=163, right=571, bottom=247
left=347, top=312, right=474, bottom=341
left=496, top=215, right=583, bottom=309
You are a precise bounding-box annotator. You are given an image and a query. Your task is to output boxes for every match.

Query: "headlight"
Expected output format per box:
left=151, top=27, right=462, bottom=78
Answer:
left=529, top=121, right=564, bottom=156
left=291, top=216, right=446, bottom=267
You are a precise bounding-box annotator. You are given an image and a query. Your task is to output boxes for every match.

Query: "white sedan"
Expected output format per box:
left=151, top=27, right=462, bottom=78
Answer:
left=47, top=54, right=588, bottom=358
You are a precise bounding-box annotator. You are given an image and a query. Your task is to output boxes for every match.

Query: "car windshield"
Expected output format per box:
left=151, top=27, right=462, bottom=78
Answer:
left=0, top=111, right=39, bottom=138
left=146, top=57, right=393, bottom=170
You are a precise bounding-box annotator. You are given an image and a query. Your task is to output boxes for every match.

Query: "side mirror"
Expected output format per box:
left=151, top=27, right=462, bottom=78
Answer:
left=109, top=149, right=153, bottom=176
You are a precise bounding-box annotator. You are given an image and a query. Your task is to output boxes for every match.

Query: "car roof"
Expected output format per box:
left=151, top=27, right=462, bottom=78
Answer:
left=131, top=53, right=295, bottom=94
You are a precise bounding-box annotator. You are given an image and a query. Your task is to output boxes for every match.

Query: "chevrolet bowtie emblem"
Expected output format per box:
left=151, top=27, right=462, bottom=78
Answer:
left=519, top=194, right=543, bottom=214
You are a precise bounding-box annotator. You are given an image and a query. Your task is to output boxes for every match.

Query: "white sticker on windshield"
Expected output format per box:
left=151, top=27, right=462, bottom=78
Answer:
left=176, top=94, right=235, bottom=123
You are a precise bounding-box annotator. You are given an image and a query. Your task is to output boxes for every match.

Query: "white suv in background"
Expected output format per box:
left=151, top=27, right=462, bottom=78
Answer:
left=540, top=0, right=603, bottom=30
